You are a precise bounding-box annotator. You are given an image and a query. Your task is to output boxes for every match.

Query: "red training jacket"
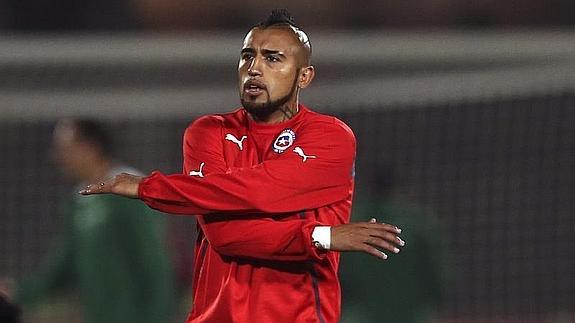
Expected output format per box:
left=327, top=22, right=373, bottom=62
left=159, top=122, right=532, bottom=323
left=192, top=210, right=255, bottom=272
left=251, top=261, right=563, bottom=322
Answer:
left=139, top=104, right=356, bottom=323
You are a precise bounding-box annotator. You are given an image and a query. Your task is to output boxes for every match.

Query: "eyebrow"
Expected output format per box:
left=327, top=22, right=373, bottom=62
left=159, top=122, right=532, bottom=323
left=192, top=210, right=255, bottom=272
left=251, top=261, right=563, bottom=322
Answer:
left=241, top=48, right=286, bottom=58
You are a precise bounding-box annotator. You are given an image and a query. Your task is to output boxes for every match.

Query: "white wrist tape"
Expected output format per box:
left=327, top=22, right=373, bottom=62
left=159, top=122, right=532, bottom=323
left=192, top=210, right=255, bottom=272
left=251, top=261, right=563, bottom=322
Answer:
left=311, top=226, right=331, bottom=250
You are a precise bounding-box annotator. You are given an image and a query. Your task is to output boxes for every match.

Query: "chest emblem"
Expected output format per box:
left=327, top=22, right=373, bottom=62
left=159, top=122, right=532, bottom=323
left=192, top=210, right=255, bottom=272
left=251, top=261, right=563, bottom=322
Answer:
left=273, top=129, right=296, bottom=153
left=293, top=147, right=316, bottom=162
left=225, top=133, right=247, bottom=150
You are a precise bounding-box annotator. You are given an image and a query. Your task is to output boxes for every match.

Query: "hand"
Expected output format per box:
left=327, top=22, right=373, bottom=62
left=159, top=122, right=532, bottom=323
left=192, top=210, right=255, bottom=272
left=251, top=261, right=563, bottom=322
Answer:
left=330, top=218, right=405, bottom=260
left=78, top=173, right=143, bottom=198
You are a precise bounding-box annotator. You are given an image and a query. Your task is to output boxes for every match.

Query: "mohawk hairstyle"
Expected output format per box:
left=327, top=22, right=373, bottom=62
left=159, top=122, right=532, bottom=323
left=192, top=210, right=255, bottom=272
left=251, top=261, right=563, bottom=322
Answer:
left=255, top=9, right=312, bottom=56
left=258, top=9, right=300, bottom=29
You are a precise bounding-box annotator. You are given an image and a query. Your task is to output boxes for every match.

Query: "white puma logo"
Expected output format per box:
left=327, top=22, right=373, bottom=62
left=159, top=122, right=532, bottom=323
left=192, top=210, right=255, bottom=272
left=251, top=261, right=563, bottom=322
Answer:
left=189, top=162, right=205, bottom=177
left=225, top=134, right=247, bottom=150
left=293, top=147, right=316, bottom=162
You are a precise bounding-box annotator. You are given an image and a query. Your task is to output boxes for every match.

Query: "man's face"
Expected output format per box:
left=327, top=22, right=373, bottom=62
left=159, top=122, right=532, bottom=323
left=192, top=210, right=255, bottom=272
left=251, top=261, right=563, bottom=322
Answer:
left=238, top=26, right=306, bottom=118
left=52, top=122, right=93, bottom=182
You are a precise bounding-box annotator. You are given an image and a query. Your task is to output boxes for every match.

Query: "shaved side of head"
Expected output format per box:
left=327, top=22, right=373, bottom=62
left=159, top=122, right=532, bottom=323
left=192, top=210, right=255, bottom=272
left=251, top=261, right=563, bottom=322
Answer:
left=252, top=9, right=312, bottom=66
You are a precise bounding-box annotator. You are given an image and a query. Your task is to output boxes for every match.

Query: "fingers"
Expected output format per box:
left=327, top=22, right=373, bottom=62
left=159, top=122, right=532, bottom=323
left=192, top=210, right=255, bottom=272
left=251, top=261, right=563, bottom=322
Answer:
left=365, top=236, right=401, bottom=255
left=362, top=218, right=405, bottom=257
left=79, top=180, right=111, bottom=195
left=361, top=244, right=388, bottom=260
left=369, top=222, right=402, bottom=234
left=358, top=220, right=402, bottom=234
left=78, top=174, right=123, bottom=195
left=330, top=220, right=406, bottom=260
left=360, top=222, right=403, bottom=243
left=78, top=183, right=101, bottom=195
left=367, top=228, right=405, bottom=245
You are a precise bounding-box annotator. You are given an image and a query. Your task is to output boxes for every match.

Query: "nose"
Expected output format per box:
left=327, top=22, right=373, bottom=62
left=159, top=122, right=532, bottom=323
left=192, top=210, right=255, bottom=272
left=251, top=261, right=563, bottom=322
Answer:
left=247, top=57, right=262, bottom=77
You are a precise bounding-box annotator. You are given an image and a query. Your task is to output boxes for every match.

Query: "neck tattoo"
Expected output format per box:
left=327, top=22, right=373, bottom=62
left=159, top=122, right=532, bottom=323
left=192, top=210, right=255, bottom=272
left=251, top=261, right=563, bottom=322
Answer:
left=279, top=105, right=298, bottom=121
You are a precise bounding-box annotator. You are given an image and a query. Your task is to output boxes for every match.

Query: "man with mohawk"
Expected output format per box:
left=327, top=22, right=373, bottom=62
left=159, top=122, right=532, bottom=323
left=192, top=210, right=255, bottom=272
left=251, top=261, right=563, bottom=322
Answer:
left=81, top=9, right=404, bottom=323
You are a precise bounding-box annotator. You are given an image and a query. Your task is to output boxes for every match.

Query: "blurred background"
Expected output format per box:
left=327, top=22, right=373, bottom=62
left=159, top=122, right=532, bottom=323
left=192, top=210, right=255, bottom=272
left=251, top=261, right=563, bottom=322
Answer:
left=0, top=1, right=574, bottom=322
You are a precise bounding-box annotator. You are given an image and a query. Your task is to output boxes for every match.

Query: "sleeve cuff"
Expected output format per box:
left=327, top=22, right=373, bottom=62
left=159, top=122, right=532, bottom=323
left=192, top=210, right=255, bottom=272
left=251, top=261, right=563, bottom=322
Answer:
left=137, top=171, right=160, bottom=203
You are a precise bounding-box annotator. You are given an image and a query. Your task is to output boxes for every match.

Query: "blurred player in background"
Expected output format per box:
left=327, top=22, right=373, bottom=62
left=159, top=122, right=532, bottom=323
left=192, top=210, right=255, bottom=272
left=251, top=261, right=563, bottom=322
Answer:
left=80, top=9, right=405, bottom=323
left=12, top=119, right=175, bottom=323
left=341, top=164, right=451, bottom=323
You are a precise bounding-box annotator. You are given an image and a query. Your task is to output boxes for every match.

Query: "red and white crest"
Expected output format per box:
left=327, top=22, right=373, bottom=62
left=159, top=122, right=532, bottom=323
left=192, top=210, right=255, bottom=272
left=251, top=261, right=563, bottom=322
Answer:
left=272, top=129, right=296, bottom=153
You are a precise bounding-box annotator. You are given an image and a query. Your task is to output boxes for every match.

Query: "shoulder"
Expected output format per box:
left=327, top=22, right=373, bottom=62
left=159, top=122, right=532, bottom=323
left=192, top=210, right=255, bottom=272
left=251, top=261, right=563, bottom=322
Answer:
left=184, top=108, right=245, bottom=137
left=302, top=109, right=356, bottom=143
left=185, top=115, right=224, bottom=134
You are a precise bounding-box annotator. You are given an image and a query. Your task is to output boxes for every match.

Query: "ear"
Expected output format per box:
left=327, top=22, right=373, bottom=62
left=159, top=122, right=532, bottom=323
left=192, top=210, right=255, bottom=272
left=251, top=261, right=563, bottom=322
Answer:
left=298, top=65, right=315, bottom=89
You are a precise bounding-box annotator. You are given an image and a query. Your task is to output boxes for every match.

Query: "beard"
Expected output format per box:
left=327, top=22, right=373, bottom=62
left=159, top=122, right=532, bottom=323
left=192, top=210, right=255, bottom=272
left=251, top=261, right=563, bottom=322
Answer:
left=241, top=74, right=299, bottom=121
left=241, top=91, right=292, bottom=120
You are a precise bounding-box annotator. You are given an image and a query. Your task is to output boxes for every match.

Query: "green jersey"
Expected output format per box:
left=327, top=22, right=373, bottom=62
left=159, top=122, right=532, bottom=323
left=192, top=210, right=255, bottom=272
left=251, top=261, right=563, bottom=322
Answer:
left=17, top=171, right=175, bottom=323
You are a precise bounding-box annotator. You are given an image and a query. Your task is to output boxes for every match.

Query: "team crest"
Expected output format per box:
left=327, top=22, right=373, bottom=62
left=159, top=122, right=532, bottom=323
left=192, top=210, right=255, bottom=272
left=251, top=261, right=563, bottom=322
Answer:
left=273, top=129, right=296, bottom=153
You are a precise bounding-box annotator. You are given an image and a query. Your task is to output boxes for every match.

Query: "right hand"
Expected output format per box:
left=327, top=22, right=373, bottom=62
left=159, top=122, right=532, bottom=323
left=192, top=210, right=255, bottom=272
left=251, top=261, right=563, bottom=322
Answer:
left=79, top=173, right=143, bottom=198
left=330, top=218, right=405, bottom=260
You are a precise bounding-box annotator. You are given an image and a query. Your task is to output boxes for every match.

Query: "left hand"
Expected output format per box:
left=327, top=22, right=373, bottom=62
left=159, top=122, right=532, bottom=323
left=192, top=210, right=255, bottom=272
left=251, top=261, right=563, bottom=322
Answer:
left=330, top=218, right=404, bottom=260
left=79, top=173, right=143, bottom=198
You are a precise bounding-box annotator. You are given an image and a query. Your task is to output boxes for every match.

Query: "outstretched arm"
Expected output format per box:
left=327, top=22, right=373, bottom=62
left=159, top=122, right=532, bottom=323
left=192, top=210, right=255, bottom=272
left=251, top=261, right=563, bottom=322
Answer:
left=81, top=118, right=355, bottom=216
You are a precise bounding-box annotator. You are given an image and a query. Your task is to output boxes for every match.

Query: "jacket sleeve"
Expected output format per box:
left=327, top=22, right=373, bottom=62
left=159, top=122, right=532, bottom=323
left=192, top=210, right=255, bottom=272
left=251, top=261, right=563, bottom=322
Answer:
left=138, top=115, right=356, bottom=215
left=199, top=214, right=328, bottom=262
left=162, top=115, right=339, bottom=261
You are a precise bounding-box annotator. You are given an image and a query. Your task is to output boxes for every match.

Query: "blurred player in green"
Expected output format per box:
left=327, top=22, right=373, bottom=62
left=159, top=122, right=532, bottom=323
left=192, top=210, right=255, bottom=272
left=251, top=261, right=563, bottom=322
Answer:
left=340, top=164, right=452, bottom=323
left=13, top=119, right=174, bottom=323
